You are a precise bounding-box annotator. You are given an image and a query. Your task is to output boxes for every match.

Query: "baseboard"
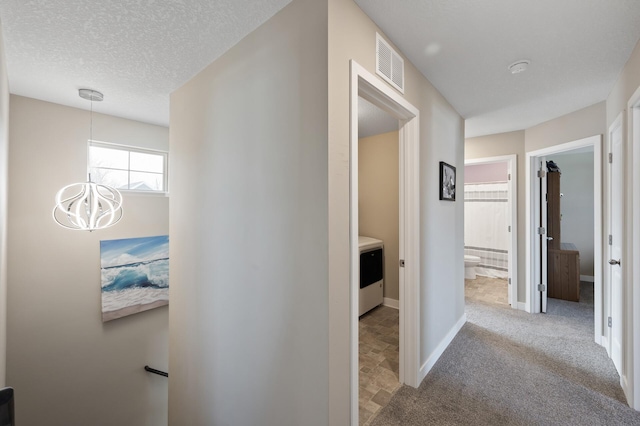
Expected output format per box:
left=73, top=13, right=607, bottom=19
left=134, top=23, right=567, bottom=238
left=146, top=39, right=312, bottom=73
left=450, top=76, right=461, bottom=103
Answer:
left=580, top=275, right=595, bottom=283
left=518, top=302, right=527, bottom=311
left=621, top=374, right=632, bottom=408
left=383, top=298, right=399, bottom=309
left=418, top=313, right=466, bottom=383
left=601, top=334, right=611, bottom=355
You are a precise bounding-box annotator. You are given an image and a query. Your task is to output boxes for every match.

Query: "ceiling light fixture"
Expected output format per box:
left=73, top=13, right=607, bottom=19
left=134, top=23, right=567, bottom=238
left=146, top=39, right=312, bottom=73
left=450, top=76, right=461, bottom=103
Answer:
left=52, top=89, right=123, bottom=231
left=508, top=59, right=530, bottom=74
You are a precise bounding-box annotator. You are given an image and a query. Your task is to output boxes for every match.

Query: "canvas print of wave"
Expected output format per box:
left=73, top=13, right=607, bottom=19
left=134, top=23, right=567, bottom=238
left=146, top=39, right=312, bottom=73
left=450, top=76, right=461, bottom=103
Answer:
left=100, top=235, right=169, bottom=322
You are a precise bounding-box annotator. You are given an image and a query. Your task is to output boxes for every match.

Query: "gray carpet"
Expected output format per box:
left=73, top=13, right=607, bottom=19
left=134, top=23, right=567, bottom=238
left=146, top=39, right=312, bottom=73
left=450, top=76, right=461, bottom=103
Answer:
left=371, top=283, right=640, bottom=425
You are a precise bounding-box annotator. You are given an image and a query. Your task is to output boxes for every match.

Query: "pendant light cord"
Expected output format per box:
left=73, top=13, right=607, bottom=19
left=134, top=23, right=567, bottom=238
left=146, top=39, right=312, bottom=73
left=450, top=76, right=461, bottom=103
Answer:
left=88, top=91, right=94, bottom=182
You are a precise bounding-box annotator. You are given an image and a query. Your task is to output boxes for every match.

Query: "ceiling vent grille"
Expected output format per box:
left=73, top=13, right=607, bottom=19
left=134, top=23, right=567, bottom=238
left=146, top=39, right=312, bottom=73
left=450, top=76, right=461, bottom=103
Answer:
left=376, top=33, right=404, bottom=93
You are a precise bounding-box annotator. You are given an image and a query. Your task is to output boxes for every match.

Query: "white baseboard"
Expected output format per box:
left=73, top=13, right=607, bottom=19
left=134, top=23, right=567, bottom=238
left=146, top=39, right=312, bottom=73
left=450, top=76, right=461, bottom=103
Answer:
left=621, top=374, right=632, bottom=408
left=418, top=313, right=466, bottom=383
left=580, top=275, right=595, bottom=282
left=518, top=302, right=527, bottom=311
left=383, top=298, right=399, bottom=309
left=601, top=334, right=611, bottom=355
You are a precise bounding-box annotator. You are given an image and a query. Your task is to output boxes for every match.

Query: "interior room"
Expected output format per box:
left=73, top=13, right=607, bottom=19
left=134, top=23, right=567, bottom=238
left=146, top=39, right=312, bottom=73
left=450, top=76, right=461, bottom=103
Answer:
left=545, top=148, right=595, bottom=307
left=0, top=1, right=640, bottom=425
left=357, top=96, right=400, bottom=425
left=463, top=161, right=511, bottom=306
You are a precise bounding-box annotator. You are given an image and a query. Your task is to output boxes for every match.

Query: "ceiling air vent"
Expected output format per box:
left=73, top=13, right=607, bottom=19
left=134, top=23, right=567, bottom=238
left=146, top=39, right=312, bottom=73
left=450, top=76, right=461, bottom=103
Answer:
left=376, top=33, right=404, bottom=94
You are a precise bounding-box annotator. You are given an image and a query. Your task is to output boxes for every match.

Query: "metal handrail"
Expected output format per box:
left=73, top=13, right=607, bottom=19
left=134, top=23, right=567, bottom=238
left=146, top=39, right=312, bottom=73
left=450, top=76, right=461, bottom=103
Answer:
left=144, top=365, right=168, bottom=377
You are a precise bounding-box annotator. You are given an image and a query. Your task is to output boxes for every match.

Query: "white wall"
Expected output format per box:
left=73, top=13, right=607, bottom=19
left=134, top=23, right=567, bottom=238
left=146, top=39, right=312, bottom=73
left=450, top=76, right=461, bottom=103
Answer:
left=7, top=95, right=169, bottom=426
left=0, top=18, right=9, bottom=387
left=168, top=0, right=328, bottom=424
left=550, top=151, right=595, bottom=277
left=328, top=0, right=465, bottom=421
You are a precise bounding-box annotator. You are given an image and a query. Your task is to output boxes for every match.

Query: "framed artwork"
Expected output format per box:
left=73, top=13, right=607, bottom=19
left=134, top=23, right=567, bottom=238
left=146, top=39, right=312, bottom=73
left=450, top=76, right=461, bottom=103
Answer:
left=100, top=235, right=169, bottom=322
left=439, top=161, right=456, bottom=201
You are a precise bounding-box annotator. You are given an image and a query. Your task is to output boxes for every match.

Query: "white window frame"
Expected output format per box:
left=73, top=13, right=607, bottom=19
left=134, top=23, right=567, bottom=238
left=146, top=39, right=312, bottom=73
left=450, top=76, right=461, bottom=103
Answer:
left=88, top=140, right=169, bottom=195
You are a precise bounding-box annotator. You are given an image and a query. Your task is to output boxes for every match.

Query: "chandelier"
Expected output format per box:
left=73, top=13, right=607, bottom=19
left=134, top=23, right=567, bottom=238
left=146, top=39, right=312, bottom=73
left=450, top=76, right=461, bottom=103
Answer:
left=52, top=89, right=123, bottom=231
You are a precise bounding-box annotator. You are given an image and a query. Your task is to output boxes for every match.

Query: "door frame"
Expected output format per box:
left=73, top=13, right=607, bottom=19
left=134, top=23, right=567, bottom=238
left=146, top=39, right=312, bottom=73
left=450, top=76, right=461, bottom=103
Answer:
left=349, top=60, right=421, bottom=425
left=607, top=112, right=624, bottom=374
left=525, top=135, right=603, bottom=343
left=464, top=155, right=518, bottom=309
left=627, top=86, right=640, bottom=409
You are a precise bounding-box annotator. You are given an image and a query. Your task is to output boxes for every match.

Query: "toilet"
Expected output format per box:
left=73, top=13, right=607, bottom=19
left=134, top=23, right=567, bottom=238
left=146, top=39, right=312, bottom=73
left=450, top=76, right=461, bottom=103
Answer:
left=464, top=255, right=481, bottom=279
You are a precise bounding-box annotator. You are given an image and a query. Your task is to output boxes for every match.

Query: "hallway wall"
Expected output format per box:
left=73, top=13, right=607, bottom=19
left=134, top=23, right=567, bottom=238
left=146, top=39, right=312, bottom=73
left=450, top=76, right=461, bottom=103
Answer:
left=0, top=18, right=9, bottom=387
left=524, top=102, right=605, bottom=152
left=169, top=0, right=329, bottom=424
left=7, top=96, right=169, bottom=426
left=328, top=0, right=465, bottom=421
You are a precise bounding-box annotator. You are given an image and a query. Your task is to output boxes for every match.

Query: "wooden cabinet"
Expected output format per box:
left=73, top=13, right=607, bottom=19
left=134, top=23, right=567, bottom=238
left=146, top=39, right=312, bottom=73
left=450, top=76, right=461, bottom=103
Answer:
left=547, top=170, right=580, bottom=302
left=548, top=243, right=580, bottom=302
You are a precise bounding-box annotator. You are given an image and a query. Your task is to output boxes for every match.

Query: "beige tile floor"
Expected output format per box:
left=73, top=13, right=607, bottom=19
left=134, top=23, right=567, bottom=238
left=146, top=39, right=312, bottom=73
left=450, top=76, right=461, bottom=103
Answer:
left=465, top=275, right=509, bottom=306
left=358, top=305, right=400, bottom=426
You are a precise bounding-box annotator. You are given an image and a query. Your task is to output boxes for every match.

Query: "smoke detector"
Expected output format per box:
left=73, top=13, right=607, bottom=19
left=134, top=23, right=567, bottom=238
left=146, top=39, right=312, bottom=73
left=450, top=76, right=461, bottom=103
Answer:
left=508, top=60, right=530, bottom=74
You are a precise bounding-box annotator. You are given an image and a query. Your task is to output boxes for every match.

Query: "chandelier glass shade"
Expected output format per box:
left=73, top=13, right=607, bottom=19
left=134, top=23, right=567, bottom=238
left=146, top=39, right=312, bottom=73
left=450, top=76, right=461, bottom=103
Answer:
left=52, top=88, right=124, bottom=231
left=53, top=180, right=123, bottom=231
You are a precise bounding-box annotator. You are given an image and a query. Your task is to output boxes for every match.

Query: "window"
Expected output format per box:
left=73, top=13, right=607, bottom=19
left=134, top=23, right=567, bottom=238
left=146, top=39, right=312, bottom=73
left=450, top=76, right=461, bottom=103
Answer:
left=88, top=141, right=168, bottom=193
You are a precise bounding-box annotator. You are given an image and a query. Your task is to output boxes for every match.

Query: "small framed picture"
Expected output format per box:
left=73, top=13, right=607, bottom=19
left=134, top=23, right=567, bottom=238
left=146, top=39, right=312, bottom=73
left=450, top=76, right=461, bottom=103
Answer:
left=439, top=161, right=456, bottom=201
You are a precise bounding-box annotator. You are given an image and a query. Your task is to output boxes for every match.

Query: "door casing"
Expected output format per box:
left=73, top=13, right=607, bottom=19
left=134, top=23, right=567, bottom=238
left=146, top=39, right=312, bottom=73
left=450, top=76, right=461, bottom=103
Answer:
left=349, top=60, right=421, bottom=425
left=608, top=113, right=624, bottom=375
left=626, top=86, right=640, bottom=410
left=525, top=136, right=603, bottom=343
left=464, top=155, right=518, bottom=309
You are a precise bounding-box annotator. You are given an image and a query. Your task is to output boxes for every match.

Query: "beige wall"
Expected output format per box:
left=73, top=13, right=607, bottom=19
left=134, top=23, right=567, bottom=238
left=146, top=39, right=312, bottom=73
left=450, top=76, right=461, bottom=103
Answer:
left=168, top=0, right=329, bottom=424
left=465, top=131, right=525, bottom=302
left=7, top=96, right=169, bottom=426
left=359, top=131, right=400, bottom=301
left=466, top=101, right=607, bottom=306
left=0, top=19, right=9, bottom=387
left=329, top=0, right=465, bottom=422
left=524, top=102, right=605, bottom=152
left=606, top=40, right=640, bottom=128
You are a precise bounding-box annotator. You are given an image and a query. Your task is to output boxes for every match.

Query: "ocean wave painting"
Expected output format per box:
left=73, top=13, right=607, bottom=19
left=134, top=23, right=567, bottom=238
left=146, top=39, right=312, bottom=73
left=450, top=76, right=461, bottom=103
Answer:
left=100, top=235, right=169, bottom=322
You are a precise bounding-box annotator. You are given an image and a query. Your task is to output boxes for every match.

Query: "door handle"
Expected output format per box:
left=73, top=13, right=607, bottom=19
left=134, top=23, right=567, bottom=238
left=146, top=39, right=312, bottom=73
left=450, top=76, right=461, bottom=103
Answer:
left=609, top=259, right=621, bottom=266
left=547, top=236, right=554, bottom=241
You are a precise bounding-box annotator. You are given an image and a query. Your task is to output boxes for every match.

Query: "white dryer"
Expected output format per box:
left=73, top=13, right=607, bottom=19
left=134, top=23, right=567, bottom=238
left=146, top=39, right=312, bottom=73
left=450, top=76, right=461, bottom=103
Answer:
left=359, top=236, right=384, bottom=316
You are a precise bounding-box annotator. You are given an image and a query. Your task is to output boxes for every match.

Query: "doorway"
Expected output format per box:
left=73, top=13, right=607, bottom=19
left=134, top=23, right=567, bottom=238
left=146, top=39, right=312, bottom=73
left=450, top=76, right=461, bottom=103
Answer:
left=349, top=60, right=420, bottom=425
left=525, top=135, right=603, bottom=344
left=464, top=155, right=518, bottom=309
left=357, top=95, right=400, bottom=425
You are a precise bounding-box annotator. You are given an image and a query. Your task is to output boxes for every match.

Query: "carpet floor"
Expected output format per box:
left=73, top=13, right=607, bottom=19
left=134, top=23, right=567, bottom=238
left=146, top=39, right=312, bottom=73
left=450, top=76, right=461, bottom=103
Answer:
left=371, top=282, right=640, bottom=425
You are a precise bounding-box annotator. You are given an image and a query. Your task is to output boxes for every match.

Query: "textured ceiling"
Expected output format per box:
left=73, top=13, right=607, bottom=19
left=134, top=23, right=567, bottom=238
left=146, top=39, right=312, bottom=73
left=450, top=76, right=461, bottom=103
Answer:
left=358, top=97, right=398, bottom=139
left=355, top=0, right=640, bottom=138
left=0, top=0, right=291, bottom=126
left=2, top=1, right=640, bottom=136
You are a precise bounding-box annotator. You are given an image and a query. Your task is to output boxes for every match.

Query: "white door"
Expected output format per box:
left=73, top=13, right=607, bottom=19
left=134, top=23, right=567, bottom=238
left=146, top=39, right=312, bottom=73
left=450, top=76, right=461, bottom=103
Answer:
left=507, top=161, right=512, bottom=305
left=539, top=158, right=549, bottom=313
left=610, top=121, right=623, bottom=374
